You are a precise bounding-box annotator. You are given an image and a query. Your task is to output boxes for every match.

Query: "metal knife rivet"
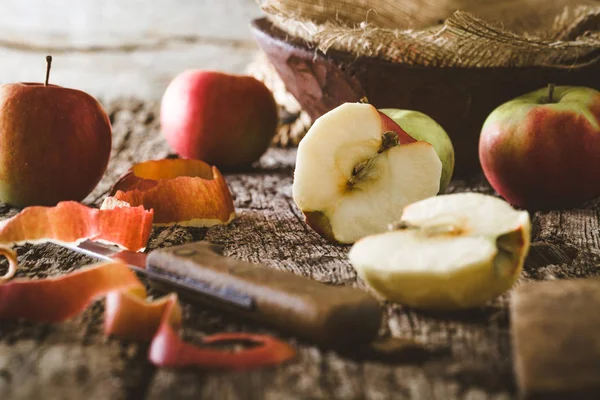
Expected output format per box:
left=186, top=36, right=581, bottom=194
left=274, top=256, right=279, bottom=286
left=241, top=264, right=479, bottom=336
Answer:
left=174, top=248, right=197, bottom=257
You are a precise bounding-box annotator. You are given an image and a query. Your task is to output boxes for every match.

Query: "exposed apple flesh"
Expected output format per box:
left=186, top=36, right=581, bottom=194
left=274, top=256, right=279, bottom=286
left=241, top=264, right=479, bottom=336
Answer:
left=379, top=109, right=455, bottom=192
left=293, top=102, right=442, bottom=244
left=348, top=193, right=531, bottom=310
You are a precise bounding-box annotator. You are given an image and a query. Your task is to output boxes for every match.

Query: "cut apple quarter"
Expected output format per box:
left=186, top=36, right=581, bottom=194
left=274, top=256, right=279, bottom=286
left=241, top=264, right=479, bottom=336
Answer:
left=348, top=193, right=531, bottom=310
left=292, top=102, right=442, bottom=244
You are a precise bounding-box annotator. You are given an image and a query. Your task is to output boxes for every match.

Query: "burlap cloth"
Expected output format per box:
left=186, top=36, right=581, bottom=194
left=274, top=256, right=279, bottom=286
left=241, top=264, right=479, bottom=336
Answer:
left=249, top=0, right=600, bottom=146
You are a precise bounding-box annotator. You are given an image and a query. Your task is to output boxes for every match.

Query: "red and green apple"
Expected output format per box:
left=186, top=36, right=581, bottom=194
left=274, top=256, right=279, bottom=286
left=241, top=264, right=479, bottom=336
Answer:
left=479, top=85, right=600, bottom=210
left=160, top=70, right=278, bottom=170
left=0, top=56, right=112, bottom=207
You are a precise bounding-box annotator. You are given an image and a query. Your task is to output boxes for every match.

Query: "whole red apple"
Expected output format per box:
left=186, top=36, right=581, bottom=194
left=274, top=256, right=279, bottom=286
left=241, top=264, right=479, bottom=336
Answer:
left=479, top=85, right=600, bottom=210
left=160, top=70, right=277, bottom=170
left=0, top=56, right=112, bottom=207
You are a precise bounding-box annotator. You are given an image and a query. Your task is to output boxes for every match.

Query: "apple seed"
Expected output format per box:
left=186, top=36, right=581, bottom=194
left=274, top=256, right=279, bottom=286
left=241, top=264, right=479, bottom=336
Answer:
left=45, top=55, right=52, bottom=87
left=546, top=83, right=555, bottom=103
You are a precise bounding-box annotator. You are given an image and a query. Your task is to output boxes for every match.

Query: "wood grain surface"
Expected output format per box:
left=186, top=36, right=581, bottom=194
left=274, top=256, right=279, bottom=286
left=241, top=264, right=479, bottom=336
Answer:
left=0, top=99, right=597, bottom=400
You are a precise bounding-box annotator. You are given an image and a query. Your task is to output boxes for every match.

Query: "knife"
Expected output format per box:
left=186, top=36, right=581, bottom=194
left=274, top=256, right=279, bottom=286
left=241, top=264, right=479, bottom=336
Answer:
left=65, top=240, right=383, bottom=349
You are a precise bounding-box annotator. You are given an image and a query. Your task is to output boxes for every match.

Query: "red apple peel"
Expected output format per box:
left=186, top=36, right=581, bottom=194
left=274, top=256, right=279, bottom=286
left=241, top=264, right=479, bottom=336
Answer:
left=148, top=301, right=297, bottom=369
left=0, top=246, right=17, bottom=284
left=107, top=159, right=235, bottom=227
left=0, top=262, right=141, bottom=321
left=0, top=201, right=153, bottom=252
left=0, top=261, right=296, bottom=369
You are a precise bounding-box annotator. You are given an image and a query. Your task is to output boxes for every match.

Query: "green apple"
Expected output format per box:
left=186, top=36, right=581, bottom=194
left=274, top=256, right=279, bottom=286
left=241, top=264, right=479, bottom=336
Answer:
left=379, top=109, right=454, bottom=192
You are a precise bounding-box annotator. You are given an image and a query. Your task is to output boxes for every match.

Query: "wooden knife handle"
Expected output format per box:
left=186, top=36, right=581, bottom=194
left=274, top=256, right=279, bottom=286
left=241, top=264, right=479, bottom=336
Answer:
left=146, top=241, right=382, bottom=349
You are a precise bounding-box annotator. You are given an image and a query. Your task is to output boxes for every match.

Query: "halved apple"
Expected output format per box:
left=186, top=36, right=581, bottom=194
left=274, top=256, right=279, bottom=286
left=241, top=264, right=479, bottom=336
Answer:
left=292, top=102, right=443, bottom=244
left=348, top=193, right=531, bottom=310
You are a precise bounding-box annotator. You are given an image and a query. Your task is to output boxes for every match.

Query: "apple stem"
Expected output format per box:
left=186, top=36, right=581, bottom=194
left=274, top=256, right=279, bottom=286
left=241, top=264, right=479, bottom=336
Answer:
left=359, top=96, right=369, bottom=104
left=547, top=83, right=555, bottom=103
left=379, top=131, right=399, bottom=153
left=44, top=55, right=52, bottom=87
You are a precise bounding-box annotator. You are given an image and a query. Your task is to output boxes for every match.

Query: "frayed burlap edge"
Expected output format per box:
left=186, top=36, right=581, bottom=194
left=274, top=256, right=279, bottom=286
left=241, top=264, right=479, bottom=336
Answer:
left=259, top=2, right=600, bottom=69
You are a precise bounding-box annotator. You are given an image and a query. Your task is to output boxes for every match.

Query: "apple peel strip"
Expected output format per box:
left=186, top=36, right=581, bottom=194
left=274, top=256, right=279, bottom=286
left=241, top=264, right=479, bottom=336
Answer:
left=0, top=260, right=296, bottom=369
left=0, top=246, right=17, bottom=284
left=106, top=159, right=236, bottom=227
left=0, top=201, right=154, bottom=252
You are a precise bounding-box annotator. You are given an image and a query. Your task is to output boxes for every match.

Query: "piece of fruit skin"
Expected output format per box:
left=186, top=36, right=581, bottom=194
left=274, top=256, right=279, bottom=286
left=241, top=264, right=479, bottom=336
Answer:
left=293, top=102, right=443, bottom=244
left=107, top=158, right=236, bottom=227
left=379, top=109, right=455, bottom=192
left=348, top=193, right=531, bottom=310
left=0, top=201, right=153, bottom=252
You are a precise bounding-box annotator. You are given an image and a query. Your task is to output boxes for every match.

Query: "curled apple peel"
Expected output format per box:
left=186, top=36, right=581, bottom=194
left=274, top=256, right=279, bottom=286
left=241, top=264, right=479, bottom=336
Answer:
left=0, top=261, right=296, bottom=369
left=0, top=201, right=153, bottom=252
left=0, top=246, right=17, bottom=284
left=106, top=159, right=236, bottom=227
left=0, top=262, right=141, bottom=321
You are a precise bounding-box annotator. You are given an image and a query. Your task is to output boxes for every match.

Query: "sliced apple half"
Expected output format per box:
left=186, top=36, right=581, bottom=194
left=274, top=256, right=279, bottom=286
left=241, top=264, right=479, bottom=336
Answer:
left=348, top=193, right=531, bottom=310
left=292, top=102, right=442, bottom=244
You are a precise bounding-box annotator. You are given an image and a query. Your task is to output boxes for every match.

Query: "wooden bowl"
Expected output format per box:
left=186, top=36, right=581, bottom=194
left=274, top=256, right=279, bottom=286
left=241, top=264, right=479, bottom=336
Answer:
left=250, top=17, right=600, bottom=176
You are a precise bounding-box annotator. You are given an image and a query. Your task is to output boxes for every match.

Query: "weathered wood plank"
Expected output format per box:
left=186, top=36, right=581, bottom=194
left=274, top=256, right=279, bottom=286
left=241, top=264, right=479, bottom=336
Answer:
left=1, top=99, right=599, bottom=399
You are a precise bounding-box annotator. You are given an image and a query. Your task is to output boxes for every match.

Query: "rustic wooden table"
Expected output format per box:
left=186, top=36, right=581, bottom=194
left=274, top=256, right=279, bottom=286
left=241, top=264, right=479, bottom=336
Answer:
left=0, top=99, right=593, bottom=400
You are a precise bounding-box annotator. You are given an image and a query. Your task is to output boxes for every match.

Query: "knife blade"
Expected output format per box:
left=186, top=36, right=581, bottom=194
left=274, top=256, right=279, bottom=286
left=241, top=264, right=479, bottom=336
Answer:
left=64, top=240, right=383, bottom=349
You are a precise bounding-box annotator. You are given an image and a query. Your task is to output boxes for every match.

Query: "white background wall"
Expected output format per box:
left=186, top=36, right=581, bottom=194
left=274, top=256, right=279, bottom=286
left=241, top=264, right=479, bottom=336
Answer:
left=0, top=0, right=264, bottom=100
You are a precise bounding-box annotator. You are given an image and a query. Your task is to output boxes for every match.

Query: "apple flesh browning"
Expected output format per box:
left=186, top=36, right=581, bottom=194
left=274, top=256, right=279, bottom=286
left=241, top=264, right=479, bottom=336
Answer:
left=293, top=103, right=442, bottom=244
left=479, top=86, right=600, bottom=210
left=0, top=83, right=111, bottom=207
left=348, top=193, right=531, bottom=310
